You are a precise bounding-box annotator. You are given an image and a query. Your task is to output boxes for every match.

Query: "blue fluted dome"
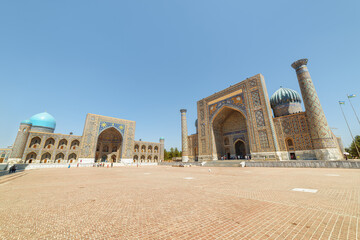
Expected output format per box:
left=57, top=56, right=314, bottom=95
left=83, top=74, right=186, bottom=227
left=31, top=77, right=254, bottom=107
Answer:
left=20, top=119, right=32, bottom=125
left=270, top=87, right=302, bottom=108
left=29, top=112, right=56, bottom=129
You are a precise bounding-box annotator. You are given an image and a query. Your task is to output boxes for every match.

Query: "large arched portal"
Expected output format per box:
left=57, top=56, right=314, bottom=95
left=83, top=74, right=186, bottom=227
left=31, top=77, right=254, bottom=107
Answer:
left=212, top=107, right=250, bottom=159
left=95, top=127, right=122, bottom=163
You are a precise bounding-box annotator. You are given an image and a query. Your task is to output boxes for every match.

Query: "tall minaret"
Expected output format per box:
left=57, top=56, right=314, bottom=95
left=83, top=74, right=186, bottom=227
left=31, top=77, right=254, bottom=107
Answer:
left=159, top=137, right=165, bottom=162
left=9, top=120, right=32, bottom=163
left=180, top=109, right=189, bottom=162
left=291, top=58, right=342, bottom=160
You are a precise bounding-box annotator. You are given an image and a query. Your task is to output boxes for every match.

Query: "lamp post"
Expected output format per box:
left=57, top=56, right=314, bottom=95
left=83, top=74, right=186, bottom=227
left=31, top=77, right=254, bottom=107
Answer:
left=339, top=101, right=360, bottom=157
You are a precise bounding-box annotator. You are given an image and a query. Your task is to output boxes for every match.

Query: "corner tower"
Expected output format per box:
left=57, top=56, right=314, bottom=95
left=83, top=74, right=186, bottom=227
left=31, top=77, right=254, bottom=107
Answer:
left=8, top=120, right=32, bottom=163
left=291, top=58, right=342, bottom=160
left=159, top=137, right=165, bottom=162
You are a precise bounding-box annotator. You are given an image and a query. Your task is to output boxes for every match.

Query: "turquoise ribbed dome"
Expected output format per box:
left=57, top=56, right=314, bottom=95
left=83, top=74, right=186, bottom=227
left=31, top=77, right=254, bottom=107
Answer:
left=29, top=112, right=56, bottom=129
left=20, top=119, right=32, bottom=125
left=270, top=87, right=302, bottom=108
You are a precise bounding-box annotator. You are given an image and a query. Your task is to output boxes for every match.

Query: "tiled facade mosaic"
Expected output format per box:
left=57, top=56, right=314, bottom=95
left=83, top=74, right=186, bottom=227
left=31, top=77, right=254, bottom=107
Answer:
left=185, top=59, right=343, bottom=161
left=5, top=113, right=164, bottom=164
left=251, top=90, right=261, bottom=107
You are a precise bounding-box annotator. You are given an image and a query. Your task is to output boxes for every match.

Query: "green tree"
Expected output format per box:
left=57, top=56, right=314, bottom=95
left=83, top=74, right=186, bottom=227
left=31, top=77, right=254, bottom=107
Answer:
left=346, top=135, right=360, bottom=158
left=174, top=147, right=180, bottom=157
left=168, top=147, right=174, bottom=159
left=164, top=149, right=169, bottom=160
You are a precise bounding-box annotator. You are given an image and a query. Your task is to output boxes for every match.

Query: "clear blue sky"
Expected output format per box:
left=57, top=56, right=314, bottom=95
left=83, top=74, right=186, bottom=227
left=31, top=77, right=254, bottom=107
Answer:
left=1, top=0, right=359, bottom=150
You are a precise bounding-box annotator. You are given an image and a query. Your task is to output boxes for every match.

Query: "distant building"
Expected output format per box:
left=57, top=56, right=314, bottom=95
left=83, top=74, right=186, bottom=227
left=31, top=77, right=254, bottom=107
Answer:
left=3, top=113, right=164, bottom=164
left=181, top=59, right=344, bottom=161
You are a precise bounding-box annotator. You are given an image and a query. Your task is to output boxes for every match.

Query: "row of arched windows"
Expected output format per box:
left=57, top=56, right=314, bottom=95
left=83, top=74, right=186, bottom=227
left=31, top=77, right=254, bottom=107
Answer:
left=134, top=145, right=159, bottom=153
left=25, top=152, right=77, bottom=163
left=133, top=155, right=159, bottom=162
left=96, top=144, right=117, bottom=153
left=29, top=137, right=80, bottom=150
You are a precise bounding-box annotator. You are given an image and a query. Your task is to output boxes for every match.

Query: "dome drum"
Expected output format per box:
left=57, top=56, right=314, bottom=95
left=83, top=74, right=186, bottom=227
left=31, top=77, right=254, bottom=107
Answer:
left=272, top=102, right=303, bottom=117
left=30, top=125, right=55, bottom=133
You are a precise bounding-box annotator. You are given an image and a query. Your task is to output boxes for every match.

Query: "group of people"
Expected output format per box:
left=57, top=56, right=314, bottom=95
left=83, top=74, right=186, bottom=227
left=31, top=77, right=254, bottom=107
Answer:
left=219, top=155, right=251, bottom=160
left=93, top=162, right=114, bottom=168
left=8, top=165, right=17, bottom=173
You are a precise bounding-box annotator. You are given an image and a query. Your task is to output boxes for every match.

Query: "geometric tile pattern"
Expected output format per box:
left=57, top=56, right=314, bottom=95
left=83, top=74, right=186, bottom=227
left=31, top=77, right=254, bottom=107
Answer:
left=249, top=79, right=257, bottom=87
left=273, top=113, right=313, bottom=151
left=255, top=110, right=265, bottom=127
left=258, top=130, right=270, bottom=149
left=297, top=69, right=336, bottom=149
left=200, top=109, right=204, bottom=120
left=251, top=90, right=261, bottom=107
left=201, top=139, right=206, bottom=154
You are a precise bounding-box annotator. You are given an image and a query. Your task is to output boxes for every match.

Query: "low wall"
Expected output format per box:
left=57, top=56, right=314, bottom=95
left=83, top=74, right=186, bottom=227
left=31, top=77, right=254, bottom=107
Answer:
left=6, top=162, right=158, bottom=171
left=0, top=164, right=8, bottom=170
left=244, top=160, right=360, bottom=168
left=158, top=162, right=202, bottom=166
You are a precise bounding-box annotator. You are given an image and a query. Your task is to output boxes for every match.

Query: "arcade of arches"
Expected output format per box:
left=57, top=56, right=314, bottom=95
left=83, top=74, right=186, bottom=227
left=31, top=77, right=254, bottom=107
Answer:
left=95, top=127, right=122, bottom=163
left=212, top=107, right=250, bottom=159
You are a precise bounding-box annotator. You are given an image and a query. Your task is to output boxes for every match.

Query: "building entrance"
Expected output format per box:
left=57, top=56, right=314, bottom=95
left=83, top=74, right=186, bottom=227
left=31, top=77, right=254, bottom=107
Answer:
left=211, top=107, right=249, bottom=160
left=95, top=127, right=122, bottom=163
left=235, top=140, right=246, bottom=159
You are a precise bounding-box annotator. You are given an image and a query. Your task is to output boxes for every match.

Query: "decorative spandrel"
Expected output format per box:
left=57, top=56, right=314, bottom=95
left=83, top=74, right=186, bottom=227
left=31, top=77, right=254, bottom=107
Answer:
left=98, top=121, right=125, bottom=136
left=208, top=93, right=246, bottom=120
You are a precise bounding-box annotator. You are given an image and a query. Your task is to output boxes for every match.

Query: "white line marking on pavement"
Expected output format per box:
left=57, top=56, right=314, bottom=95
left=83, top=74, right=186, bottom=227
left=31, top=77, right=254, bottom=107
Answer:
left=292, top=188, right=318, bottom=193
left=184, top=177, right=194, bottom=180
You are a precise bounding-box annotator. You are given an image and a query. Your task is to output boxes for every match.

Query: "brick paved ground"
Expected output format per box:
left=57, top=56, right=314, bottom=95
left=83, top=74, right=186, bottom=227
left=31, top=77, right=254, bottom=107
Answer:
left=0, top=166, right=359, bottom=239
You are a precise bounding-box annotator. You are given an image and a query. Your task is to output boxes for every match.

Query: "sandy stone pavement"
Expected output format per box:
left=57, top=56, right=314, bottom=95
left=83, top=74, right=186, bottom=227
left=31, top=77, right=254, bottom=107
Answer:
left=0, top=166, right=359, bottom=239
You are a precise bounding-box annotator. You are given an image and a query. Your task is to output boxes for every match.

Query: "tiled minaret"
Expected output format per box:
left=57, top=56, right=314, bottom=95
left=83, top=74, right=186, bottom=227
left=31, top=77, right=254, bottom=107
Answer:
left=159, top=137, right=165, bottom=162
left=180, top=109, right=189, bottom=162
left=9, top=121, right=31, bottom=163
left=291, top=58, right=342, bottom=160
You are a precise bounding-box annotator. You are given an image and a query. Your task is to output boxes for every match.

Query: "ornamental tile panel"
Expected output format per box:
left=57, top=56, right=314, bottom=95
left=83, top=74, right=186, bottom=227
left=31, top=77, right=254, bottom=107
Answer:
left=98, top=121, right=125, bottom=136
left=251, top=90, right=261, bottom=107
left=208, top=93, right=246, bottom=120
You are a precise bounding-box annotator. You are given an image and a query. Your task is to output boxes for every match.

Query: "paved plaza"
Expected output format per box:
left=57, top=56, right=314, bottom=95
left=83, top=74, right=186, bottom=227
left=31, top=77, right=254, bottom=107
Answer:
left=0, top=166, right=359, bottom=239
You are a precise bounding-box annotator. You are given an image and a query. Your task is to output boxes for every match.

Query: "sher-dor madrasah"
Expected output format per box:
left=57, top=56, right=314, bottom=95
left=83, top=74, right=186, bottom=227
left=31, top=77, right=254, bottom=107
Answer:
left=0, top=59, right=344, bottom=164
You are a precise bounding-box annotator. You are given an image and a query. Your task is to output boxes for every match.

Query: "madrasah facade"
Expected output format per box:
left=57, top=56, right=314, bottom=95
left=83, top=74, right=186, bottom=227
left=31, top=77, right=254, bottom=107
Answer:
left=0, top=113, right=164, bottom=164
left=181, top=59, right=344, bottom=162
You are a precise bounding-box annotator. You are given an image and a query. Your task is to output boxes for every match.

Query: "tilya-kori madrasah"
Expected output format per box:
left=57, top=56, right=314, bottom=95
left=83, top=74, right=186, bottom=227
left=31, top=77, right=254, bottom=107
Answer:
left=0, top=58, right=344, bottom=164
left=181, top=59, right=344, bottom=162
left=0, top=113, right=164, bottom=164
